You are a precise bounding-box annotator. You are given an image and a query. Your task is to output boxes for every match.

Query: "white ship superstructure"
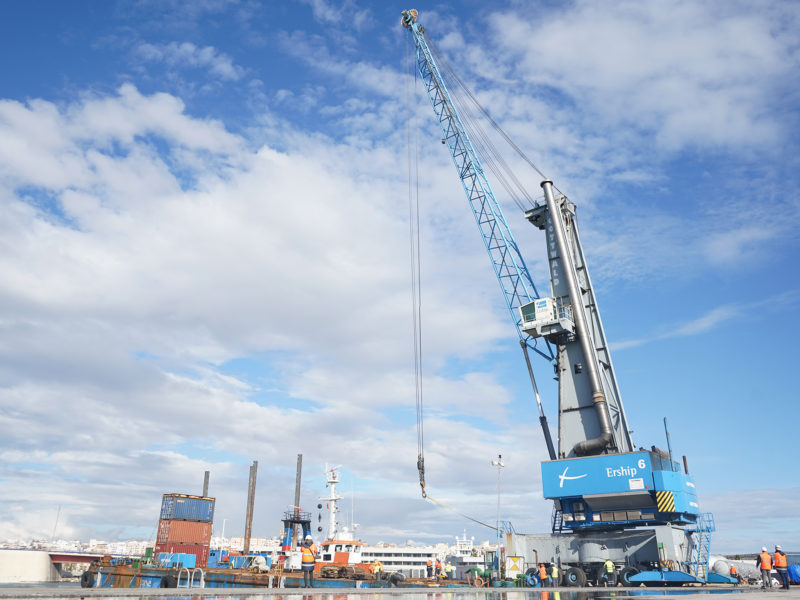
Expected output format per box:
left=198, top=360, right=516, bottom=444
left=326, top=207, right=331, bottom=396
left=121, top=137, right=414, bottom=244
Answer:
left=359, top=544, right=437, bottom=578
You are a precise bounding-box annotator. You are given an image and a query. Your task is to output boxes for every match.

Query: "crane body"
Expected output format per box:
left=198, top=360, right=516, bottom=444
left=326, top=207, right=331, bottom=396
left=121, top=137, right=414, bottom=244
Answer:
left=402, top=9, right=719, bottom=585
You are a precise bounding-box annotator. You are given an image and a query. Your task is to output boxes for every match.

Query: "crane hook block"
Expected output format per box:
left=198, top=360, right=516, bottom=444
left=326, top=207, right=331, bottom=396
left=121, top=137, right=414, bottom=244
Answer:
left=417, top=453, right=426, bottom=497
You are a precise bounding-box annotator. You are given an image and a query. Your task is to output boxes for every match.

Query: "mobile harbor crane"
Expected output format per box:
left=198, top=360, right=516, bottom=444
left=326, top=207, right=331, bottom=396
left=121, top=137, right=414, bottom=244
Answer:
left=401, top=10, right=724, bottom=586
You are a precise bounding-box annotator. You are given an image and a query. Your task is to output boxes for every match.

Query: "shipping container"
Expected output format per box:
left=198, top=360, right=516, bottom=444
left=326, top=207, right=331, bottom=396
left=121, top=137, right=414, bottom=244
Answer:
left=154, top=543, right=209, bottom=568
left=156, top=519, right=212, bottom=545
left=160, top=494, right=215, bottom=522
left=156, top=552, right=196, bottom=569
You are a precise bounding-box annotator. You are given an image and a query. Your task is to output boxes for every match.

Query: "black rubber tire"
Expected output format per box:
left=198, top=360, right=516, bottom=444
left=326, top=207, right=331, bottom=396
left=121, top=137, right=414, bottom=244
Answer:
left=80, top=571, right=95, bottom=588
left=564, top=567, right=587, bottom=587
left=593, top=565, right=607, bottom=586
left=619, top=566, right=639, bottom=586
left=160, top=575, right=177, bottom=588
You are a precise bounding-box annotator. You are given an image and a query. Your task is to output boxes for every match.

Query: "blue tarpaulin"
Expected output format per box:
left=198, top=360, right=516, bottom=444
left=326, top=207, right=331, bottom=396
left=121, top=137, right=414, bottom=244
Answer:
left=788, top=564, right=800, bottom=584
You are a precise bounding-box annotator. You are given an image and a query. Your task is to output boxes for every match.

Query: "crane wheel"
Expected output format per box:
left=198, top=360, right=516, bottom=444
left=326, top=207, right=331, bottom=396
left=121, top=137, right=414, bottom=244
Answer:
left=564, top=567, right=587, bottom=587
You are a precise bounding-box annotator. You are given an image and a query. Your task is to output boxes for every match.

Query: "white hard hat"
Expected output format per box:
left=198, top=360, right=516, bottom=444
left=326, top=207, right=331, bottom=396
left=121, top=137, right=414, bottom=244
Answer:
left=762, top=547, right=767, bottom=552
left=305, top=534, right=313, bottom=540
left=776, top=545, right=782, bottom=550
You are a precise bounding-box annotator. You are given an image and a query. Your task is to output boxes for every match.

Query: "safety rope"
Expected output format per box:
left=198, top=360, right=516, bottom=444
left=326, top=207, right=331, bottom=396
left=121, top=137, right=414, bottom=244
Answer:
left=424, top=494, right=499, bottom=532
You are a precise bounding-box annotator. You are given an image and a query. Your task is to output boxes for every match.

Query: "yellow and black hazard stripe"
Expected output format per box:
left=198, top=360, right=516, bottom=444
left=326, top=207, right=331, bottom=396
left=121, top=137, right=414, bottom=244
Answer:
left=656, top=490, right=675, bottom=512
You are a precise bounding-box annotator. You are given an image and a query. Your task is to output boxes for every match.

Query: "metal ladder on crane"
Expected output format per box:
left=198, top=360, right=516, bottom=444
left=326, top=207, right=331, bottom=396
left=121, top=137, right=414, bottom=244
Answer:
left=687, top=513, right=715, bottom=580
left=551, top=505, right=564, bottom=534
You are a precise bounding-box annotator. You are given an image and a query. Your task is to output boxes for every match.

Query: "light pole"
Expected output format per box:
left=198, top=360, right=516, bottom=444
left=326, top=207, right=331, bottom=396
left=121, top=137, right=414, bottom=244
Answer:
left=491, top=454, right=504, bottom=572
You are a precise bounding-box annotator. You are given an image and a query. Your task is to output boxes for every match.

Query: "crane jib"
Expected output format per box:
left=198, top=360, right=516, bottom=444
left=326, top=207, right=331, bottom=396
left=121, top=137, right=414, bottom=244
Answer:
left=402, top=11, right=553, bottom=363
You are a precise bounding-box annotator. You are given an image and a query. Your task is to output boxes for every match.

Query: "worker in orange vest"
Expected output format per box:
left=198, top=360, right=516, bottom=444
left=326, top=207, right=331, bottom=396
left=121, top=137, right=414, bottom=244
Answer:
left=426, top=558, right=433, bottom=578
left=757, top=546, right=772, bottom=589
left=538, top=563, right=549, bottom=586
left=774, top=545, right=790, bottom=590
left=301, top=535, right=317, bottom=588
left=729, top=565, right=740, bottom=586
left=435, top=558, right=442, bottom=577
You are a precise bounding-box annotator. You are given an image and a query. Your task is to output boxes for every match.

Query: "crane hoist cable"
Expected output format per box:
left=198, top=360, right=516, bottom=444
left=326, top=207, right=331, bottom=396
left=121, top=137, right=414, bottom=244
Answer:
left=405, top=26, right=502, bottom=534
left=406, top=27, right=426, bottom=500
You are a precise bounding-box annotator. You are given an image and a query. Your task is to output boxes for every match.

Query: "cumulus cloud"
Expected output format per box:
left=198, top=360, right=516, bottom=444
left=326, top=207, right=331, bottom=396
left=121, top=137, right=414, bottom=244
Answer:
left=0, top=84, right=529, bottom=541
left=488, top=0, right=797, bottom=152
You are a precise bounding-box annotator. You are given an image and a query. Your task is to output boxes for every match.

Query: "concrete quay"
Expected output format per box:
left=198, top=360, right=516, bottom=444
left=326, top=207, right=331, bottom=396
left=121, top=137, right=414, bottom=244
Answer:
left=0, top=586, right=798, bottom=599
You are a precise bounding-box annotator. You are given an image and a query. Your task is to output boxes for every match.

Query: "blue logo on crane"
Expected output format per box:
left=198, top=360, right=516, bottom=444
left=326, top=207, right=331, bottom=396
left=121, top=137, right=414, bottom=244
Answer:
left=558, top=466, right=587, bottom=488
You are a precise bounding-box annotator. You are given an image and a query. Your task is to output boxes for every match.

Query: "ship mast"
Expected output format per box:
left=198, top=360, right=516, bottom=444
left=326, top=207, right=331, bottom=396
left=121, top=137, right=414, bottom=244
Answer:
left=319, top=464, right=342, bottom=540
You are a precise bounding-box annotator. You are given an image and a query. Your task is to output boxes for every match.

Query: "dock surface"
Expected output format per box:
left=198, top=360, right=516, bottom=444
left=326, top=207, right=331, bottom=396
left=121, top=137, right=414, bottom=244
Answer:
left=1, top=586, right=799, bottom=599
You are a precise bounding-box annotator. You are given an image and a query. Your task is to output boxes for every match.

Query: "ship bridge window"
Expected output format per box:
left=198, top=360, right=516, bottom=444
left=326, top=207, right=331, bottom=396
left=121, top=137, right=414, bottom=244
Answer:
left=335, top=545, right=343, bottom=551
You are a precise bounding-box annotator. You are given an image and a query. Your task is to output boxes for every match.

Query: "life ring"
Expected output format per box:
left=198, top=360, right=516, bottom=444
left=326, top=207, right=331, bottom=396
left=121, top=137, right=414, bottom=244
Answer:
left=474, top=576, right=485, bottom=587
left=80, top=571, right=95, bottom=588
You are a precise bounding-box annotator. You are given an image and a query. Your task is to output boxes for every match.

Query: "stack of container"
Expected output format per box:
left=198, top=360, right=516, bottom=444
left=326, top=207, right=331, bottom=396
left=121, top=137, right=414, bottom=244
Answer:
left=154, top=493, right=215, bottom=568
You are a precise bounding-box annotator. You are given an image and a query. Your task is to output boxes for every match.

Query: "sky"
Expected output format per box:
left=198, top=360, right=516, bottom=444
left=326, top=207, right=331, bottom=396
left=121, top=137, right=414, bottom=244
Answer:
left=0, top=0, right=798, bottom=555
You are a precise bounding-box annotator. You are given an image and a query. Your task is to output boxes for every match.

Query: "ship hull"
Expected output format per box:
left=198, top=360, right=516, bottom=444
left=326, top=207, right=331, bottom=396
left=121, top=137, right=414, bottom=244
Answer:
left=85, top=564, right=474, bottom=589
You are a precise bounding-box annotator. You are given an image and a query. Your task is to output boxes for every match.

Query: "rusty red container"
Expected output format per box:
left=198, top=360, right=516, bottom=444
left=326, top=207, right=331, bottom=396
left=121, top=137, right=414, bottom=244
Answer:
left=154, top=542, right=209, bottom=568
left=157, top=519, right=212, bottom=545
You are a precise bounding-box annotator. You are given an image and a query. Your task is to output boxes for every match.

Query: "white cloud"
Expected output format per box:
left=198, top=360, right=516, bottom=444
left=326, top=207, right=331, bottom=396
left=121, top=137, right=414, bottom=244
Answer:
left=0, top=84, right=526, bottom=541
left=489, top=0, right=797, bottom=152
left=612, top=292, right=799, bottom=350
left=137, top=41, right=245, bottom=81
left=299, top=0, right=371, bottom=32
left=276, top=30, right=404, bottom=99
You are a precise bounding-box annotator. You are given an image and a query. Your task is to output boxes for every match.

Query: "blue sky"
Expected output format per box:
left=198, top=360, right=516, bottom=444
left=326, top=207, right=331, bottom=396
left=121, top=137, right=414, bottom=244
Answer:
left=0, top=0, right=798, bottom=554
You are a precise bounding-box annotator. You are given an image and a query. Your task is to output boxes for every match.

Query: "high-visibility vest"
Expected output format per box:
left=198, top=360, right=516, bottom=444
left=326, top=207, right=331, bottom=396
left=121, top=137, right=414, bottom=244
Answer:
left=539, top=565, right=548, bottom=579
left=604, top=560, right=615, bottom=573
left=730, top=566, right=738, bottom=575
left=427, top=559, right=432, bottom=566
left=552, top=565, right=559, bottom=578
left=759, top=552, right=772, bottom=570
left=302, top=545, right=316, bottom=563
left=774, top=552, right=787, bottom=568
